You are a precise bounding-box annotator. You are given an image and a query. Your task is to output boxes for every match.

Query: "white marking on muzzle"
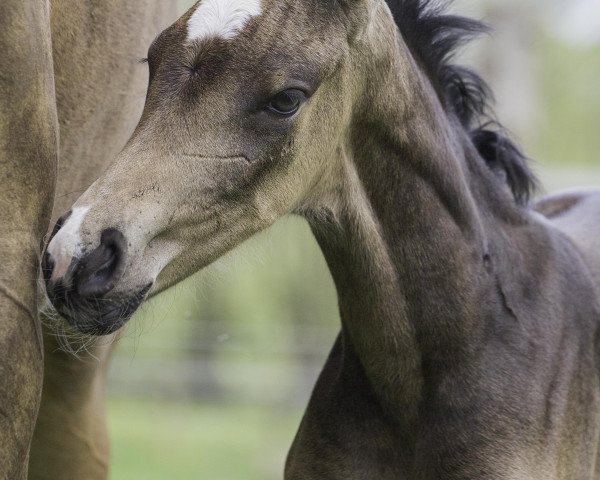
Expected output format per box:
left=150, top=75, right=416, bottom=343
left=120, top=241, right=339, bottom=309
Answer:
left=47, top=206, right=90, bottom=281
left=187, top=0, right=262, bottom=42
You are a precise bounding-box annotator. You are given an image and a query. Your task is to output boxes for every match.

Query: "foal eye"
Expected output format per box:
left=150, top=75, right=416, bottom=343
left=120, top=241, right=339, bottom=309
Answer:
left=266, top=89, right=306, bottom=117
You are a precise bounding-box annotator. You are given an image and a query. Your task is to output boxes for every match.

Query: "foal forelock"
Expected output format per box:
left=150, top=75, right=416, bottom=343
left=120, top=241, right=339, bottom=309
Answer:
left=186, top=0, right=262, bottom=42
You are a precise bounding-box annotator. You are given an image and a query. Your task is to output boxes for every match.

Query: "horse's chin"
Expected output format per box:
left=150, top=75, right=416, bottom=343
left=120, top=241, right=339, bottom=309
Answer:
left=57, top=284, right=152, bottom=336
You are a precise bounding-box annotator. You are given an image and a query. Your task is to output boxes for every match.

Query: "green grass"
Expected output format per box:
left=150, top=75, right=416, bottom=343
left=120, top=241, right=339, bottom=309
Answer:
left=109, top=398, right=303, bottom=480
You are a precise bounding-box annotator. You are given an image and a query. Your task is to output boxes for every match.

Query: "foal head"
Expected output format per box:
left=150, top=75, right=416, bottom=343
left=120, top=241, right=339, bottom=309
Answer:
left=44, top=0, right=374, bottom=334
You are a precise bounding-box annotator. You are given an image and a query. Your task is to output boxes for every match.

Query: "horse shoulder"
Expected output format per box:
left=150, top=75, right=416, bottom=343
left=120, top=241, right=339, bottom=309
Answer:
left=534, top=187, right=600, bottom=290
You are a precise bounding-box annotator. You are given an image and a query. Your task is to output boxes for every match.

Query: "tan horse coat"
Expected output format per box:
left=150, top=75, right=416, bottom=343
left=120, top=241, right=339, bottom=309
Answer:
left=29, top=4, right=178, bottom=479
left=0, top=2, right=57, bottom=478
left=3, top=1, right=176, bottom=479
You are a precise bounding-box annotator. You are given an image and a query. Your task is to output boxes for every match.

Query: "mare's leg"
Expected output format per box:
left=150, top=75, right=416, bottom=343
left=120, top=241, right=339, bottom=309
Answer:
left=27, top=3, right=177, bottom=478
left=0, top=1, right=58, bottom=478
left=28, top=337, right=114, bottom=480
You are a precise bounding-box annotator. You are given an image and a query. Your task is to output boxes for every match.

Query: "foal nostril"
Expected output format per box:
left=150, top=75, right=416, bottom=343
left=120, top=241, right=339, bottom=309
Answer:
left=74, top=228, right=127, bottom=298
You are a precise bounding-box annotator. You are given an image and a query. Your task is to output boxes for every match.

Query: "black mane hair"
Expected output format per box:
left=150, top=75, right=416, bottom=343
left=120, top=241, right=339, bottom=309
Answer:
left=384, top=0, right=537, bottom=204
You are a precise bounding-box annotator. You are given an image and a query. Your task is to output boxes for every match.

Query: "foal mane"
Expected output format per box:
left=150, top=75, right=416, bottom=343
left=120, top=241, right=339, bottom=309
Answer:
left=384, top=0, right=537, bottom=205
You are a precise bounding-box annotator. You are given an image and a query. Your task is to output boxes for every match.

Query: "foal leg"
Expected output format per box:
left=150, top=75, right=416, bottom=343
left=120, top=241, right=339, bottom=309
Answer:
left=0, top=1, right=58, bottom=478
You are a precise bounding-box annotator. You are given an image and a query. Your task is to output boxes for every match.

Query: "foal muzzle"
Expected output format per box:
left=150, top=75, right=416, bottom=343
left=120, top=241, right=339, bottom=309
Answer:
left=42, top=213, right=147, bottom=335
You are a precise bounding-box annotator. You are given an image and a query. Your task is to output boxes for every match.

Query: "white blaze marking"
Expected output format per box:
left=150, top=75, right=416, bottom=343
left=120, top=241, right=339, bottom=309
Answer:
left=186, top=0, right=262, bottom=42
left=47, top=206, right=90, bottom=280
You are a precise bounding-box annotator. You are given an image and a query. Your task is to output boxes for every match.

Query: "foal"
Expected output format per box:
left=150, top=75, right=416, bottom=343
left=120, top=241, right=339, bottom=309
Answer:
left=43, top=0, right=600, bottom=478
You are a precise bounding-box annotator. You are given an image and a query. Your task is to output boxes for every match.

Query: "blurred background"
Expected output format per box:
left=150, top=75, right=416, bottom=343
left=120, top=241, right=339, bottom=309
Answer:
left=107, top=0, right=600, bottom=478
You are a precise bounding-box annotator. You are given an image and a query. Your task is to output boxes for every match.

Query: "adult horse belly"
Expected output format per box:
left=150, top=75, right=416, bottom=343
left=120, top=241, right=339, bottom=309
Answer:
left=49, top=0, right=177, bottom=216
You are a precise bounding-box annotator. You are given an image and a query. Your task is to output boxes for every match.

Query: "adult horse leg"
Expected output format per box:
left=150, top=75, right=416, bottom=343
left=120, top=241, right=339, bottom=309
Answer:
left=29, top=336, right=116, bottom=479
left=28, top=2, right=177, bottom=479
left=0, top=1, right=58, bottom=478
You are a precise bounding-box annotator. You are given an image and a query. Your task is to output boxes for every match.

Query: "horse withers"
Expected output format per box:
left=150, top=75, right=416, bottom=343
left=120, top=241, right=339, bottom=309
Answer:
left=43, top=0, right=600, bottom=478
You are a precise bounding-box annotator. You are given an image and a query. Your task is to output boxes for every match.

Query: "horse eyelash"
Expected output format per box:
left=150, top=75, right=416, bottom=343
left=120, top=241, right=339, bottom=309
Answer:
left=139, top=57, right=149, bottom=64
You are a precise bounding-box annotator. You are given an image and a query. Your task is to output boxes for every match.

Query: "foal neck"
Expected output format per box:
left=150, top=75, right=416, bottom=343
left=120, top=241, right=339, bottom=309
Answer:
left=306, top=9, right=523, bottom=426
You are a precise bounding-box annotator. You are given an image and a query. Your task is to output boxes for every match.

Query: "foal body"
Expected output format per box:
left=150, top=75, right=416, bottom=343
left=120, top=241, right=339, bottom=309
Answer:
left=41, top=0, right=600, bottom=478
left=287, top=127, right=600, bottom=478
left=285, top=6, right=600, bottom=478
